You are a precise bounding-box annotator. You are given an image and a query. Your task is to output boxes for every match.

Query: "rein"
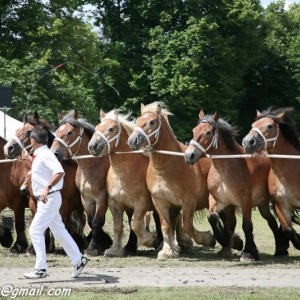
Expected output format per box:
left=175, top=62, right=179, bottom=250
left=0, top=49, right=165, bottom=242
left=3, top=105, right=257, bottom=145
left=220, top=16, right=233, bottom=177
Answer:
left=133, top=115, right=161, bottom=149
left=189, top=120, right=218, bottom=155
left=54, top=126, right=84, bottom=157
left=250, top=123, right=279, bottom=151
left=94, top=121, right=121, bottom=153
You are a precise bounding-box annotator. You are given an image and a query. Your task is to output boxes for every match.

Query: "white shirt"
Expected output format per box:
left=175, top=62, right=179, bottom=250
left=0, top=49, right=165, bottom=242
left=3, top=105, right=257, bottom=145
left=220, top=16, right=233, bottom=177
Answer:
left=31, top=145, right=65, bottom=195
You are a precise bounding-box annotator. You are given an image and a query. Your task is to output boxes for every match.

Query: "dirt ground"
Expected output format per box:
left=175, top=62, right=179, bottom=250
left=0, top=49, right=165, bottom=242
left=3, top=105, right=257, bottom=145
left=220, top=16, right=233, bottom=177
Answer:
left=1, top=265, right=300, bottom=288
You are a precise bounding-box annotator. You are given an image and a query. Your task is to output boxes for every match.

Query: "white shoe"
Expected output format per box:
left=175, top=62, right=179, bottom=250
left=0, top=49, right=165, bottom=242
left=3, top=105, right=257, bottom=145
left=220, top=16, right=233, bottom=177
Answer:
left=24, top=269, right=47, bottom=279
left=71, top=256, right=90, bottom=278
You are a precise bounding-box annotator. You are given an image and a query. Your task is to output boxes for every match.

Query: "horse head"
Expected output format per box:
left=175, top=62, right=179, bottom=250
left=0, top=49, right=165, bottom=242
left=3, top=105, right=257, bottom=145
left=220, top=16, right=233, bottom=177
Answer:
left=3, top=111, right=52, bottom=159
left=128, top=102, right=173, bottom=151
left=185, top=110, right=220, bottom=165
left=88, top=108, right=120, bottom=156
left=242, top=107, right=295, bottom=154
left=51, top=109, right=94, bottom=161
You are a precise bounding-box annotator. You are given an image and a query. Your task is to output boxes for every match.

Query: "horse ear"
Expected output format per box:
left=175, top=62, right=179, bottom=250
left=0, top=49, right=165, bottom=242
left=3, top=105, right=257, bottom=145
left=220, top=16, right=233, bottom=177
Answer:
left=256, top=110, right=261, bottom=117
left=276, top=112, right=285, bottom=120
left=100, top=109, right=105, bottom=119
left=199, top=109, right=205, bottom=119
left=57, top=113, right=64, bottom=121
left=156, top=103, right=162, bottom=115
left=23, top=114, right=27, bottom=123
left=213, top=111, right=219, bottom=121
left=73, top=109, right=79, bottom=120
left=113, top=108, right=119, bottom=120
left=33, top=111, right=39, bottom=124
left=141, top=103, right=145, bottom=113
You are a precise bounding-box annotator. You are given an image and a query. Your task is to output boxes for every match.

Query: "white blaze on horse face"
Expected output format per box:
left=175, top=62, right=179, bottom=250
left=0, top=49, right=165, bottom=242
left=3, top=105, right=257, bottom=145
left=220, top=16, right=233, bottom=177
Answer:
left=59, top=125, right=66, bottom=132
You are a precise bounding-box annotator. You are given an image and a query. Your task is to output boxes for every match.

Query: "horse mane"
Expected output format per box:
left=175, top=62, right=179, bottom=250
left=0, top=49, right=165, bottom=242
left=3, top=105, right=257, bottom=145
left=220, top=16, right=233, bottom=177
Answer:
left=59, top=110, right=95, bottom=139
left=141, top=101, right=173, bottom=125
left=101, top=110, right=135, bottom=136
left=199, top=114, right=239, bottom=151
left=256, top=107, right=300, bottom=150
left=27, top=116, right=56, bottom=144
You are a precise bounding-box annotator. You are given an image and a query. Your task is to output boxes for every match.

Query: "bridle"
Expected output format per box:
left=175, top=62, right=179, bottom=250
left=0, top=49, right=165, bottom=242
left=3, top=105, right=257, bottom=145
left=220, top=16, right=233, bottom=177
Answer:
left=7, top=135, right=33, bottom=153
left=133, top=113, right=161, bottom=149
left=54, top=126, right=84, bottom=157
left=189, top=120, right=218, bottom=155
left=248, top=123, right=279, bottom=151
left=93, top=118, right=121, bottom=153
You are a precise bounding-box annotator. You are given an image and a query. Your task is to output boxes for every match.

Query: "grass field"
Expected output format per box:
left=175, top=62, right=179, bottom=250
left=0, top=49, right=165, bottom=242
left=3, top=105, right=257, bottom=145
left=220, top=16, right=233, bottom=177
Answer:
left=1, top=208, right=300, bottom=299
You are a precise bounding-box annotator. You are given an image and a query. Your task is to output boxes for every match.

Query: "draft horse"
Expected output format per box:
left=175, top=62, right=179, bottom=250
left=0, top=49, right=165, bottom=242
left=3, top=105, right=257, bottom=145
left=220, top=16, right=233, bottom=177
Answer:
left=3, top=112, right=87, bottom=253
left=88, top=108, right=163, bottom=257
left=128, top=102, right=219, bottom=259
left=243, top=107, right=300, bottom=253
left=50, top=109, right=114, bottom=256
left=185, top=110, right=288, bottom=261
left=0, top=136, right=30, bottom=252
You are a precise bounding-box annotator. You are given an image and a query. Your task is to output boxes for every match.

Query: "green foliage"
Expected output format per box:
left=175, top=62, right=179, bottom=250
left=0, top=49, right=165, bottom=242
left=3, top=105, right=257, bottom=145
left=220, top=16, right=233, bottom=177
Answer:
left=2, top=0, right=300, bottom=139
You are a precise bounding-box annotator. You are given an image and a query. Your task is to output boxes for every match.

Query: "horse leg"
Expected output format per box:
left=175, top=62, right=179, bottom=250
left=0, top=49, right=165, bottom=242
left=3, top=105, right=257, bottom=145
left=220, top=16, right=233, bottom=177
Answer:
left=210, top=205, right=242, bottom=258
left=181, top=199, right=215, bottom=247
left=258, top=202, right=289, bottom=256
left=10, top=205, right=28, bottom=253
left=274, top=202, right=300, bottom=250
left=153, top=199, right=179, bottom=259
left=0, top=223, right=13, bottom=249
left=104, top=199, right=125, bottom=258
left=130, top=203, right=157, bottom=249
left=175, top=211, right=193, bottom=254
left=123, top=209, right=138, bottom=255
left=219, top=207, right=243, bottom=252
left=240, top=205, right=259, bottom=262
left=152, top=210, right=163, bottom=250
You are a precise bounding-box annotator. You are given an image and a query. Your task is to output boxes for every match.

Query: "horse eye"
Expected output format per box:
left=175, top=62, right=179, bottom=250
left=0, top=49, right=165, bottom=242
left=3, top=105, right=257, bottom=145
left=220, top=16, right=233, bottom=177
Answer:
left=67, top=131, right=72, bottom=136
left=206, top=130, right=212, bottom=136
left=109, top=127, right=115, bottom=132
left=150, top=120, right=155, bottom=125
left=267, top=124, right=273, bottom=129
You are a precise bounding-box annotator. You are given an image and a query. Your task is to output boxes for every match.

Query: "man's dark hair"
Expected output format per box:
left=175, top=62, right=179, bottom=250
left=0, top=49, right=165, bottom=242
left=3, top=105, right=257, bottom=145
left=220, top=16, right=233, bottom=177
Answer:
left=30, top=125, right=48, bottom=145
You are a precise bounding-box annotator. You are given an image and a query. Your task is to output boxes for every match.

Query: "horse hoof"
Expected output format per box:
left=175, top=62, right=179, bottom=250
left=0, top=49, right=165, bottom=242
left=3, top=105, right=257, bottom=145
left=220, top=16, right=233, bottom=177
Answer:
left=123, top=246, right=137, bottom=256
left=84, top=248, right=100, bottom=257
left=240, top=251, right=259, bottom=262
left=217, top=247, right=233, bottom=258
left=232, top=234, right=243, bottom=251
left=104, top=248, right=124, bottom=258
left=209, top=237, right=216, bottom=248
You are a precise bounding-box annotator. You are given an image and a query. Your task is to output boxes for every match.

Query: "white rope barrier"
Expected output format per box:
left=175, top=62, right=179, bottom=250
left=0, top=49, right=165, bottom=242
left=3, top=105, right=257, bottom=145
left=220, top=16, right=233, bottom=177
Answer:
left=1, top=151, right=300, bottom=164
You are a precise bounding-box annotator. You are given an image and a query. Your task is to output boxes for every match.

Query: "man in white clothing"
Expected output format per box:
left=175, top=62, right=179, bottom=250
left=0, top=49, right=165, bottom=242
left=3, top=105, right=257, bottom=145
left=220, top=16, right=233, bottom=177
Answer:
left=22, top=125, right=89, bottom=279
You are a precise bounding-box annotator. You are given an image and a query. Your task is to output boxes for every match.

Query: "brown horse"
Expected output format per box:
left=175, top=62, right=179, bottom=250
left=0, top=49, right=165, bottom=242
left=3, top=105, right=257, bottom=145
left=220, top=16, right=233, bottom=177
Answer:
left=3, top=112, right=87, bottom=253
left=88, top=108, right=163, bottom=257
left=50, top=109, right=113, bottom=256
left=243, top=106, right=300, bottom=252
left=0, top=136, right=31, bottom=253
left=184, top=110, right=289, bottom=261
left=128, top=102, right=218, bottom=259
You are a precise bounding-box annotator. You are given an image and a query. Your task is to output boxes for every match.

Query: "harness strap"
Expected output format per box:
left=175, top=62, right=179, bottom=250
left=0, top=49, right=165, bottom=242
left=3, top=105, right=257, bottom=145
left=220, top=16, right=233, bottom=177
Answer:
left=250, top=123, right=279, bottom=151
left=54, top=127, right=84, bottom=157
left=133, top=118, right=161, bottom=149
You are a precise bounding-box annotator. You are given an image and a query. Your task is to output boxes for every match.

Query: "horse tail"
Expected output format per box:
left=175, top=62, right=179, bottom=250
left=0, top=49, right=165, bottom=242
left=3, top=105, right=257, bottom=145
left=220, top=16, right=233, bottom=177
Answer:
left=292, top=210, right=300, bottom=226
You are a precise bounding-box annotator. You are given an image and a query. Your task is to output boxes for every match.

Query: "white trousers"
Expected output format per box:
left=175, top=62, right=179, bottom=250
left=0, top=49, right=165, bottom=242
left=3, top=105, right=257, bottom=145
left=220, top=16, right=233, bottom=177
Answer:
left=29, top=192, right=82, bottom=270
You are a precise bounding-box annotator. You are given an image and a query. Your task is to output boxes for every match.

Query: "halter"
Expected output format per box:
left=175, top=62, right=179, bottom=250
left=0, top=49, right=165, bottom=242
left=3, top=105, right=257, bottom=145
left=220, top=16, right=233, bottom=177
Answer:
left=8, top=135, right=33, bottom=152
left=133, top=116, right=161, bottom=149
left=250, top=123, right=279, bottom=151
left=189, top=120, right=218, bottom=155
left=94, top=121, right=121, bottom=153
left=54, top=126, right=84, bottom=157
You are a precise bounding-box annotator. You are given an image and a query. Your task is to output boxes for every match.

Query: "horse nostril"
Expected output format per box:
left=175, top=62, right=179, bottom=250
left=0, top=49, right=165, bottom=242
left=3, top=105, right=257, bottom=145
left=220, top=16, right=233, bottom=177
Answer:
left=190, top=153, right=194, bottom=160
left=249, top=138, right=255, bottom=146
